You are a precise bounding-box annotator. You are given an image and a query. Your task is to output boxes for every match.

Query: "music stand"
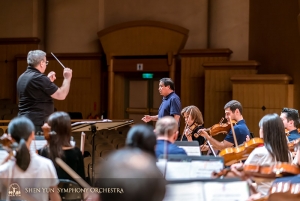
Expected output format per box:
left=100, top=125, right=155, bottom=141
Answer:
left=71, top=119, right=134, bottom=185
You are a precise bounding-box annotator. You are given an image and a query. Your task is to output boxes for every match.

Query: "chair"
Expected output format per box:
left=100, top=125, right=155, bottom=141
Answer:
left=101, top=149, right=114, bottom=158
left=117, top=142, right=125, bottom=149
left=112, top=138, right=126, bottom=148
left=58, top=179, right=83, bottom=201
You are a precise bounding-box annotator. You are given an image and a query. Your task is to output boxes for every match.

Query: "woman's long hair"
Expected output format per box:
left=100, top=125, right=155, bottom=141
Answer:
left=8, top=116, right=35, bottom=171
left=259, top=113, right=290, bottom=162
left=46, top=111, right=72, bottom=165
left=125, top=124, right=156, bottom=158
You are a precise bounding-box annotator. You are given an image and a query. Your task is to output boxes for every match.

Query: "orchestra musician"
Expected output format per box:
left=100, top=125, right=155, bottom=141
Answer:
left=200, top=100, right=250, bottom=152
left=180, top=105, right=205, bottom=146
left=280, top=107, right=300, bottom=142
left=0, top=116, right=61, bottom=201
left=231, top=113, right=292, bottom=197
left=39, top=111, right=85, bottom=182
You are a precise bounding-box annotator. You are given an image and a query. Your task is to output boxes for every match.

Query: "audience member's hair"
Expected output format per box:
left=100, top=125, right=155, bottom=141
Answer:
left=8, top=116, right=35, bottom=171
left=155, top=116, right=177, bottom=137
left=281, top=107, right=300, bottom=128
left=259, top=113, right=290, bottom=162
left=95, top=148, right=166, bottom=201
left=125, top=124, right=156, bottom=157
left=224, top=100, right=243, bottom=115
left=27, top=50, right=46, bottom=67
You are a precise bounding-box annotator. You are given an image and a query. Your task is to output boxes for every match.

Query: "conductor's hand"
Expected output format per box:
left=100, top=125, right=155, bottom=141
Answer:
left=63, top=68, right=72, bottom=80
left=142, top=115, right=152, bottom=123
left=47, top=71, right=56, bottom=82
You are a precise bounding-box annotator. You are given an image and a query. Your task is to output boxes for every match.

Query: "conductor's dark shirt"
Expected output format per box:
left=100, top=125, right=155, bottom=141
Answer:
left=17, top=66, right=58, bottom=126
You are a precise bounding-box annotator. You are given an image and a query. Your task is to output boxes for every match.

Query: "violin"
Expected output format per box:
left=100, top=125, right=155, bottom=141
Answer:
left=0, top=134, right=19, bottom=164
left=184, top=122, right=201, bottom=139
left=288, top=138, right=300, bottom=152
left=206, top=117, right=237, bottom=136
left=219, top=137, right=264, bottom=166
left=213, top=163, right=300, bottom=178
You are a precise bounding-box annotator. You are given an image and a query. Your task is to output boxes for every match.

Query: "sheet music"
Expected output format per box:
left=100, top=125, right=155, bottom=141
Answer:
left=189, top=161, right=223, bottom=178
left=178, top=146, right=201, bottom=156
left=165, top=161, right=192, bottom=180
left=164, top=180, right=250, bottom=201
left=163, top=160, right=224, bottom=180
left=163, top=182, right=204, bottom=201
left=203, top=181, right=250, bottom=201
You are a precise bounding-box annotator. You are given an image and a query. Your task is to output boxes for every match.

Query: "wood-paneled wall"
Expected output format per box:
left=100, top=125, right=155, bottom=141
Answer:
left=179, top=49, right=232, bottom=131
left=231, top=74, right=293, bottom=136
left=0, top=38, right=40, bottom=102
left=16, top=53, right=103, bottom=119
left=203, top=61, right=259, bottom=129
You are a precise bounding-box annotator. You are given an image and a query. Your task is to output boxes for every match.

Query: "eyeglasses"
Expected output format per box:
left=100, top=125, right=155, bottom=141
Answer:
left=45, top=60, right=49, bottom=65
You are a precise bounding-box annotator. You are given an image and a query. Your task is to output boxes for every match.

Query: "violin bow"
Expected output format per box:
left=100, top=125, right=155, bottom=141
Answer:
left=229, top=116, right=239, bottom=148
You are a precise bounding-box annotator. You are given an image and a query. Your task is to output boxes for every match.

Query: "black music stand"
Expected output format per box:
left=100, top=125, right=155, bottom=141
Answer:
left=71, top=119, right=134, bottom=185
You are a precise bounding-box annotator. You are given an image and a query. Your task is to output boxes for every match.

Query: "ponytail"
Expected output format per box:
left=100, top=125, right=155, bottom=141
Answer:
left=15, top=138, right=31, bottom=171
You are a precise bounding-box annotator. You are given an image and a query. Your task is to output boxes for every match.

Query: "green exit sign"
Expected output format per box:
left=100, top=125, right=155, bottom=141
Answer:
left=142, top=73, right=154, bottom=79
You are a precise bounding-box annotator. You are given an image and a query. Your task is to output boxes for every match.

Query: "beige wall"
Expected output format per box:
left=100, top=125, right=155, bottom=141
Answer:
left=45, top=0, right=104, bottom=53
left=209, top=0, right=249, bottom=60
left=104, top=0, right=208, bottom=49
left=0, top=0, right=45, bottom=48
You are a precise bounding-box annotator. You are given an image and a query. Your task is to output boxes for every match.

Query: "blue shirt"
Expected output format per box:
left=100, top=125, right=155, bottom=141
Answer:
left=224, top=119, right=250, bottom=145
left=287, top=129, right=300, bottom=142
left=158, top=92, right=181, bottom=119
left=155, top=140, right=187, bottom=158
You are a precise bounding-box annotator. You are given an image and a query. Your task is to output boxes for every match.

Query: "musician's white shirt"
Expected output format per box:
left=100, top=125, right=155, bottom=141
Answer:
left=0, top=150, right=59, bottom=201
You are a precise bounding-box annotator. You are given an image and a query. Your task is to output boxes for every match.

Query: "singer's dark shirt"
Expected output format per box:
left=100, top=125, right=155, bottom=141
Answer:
left=17, top=66, right=58, bottom=126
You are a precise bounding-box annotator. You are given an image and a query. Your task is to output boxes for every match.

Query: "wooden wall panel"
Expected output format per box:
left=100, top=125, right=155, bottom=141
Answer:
left=112, top=73, right=126, bottom=119
left=232, top=74, right=293, bottom=136
left=17, top=53, right=103, bottom=119
left=179, top=49, right=232, bottom=131
left=203, top=61, right=258, bottom=128
left=0, top=38, right=40, bottom=102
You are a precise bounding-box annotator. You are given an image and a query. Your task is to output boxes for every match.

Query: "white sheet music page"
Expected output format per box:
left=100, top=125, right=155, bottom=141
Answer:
left=189, top=160, right=224, bottom=178
left=164, top=182, right=204, bottom=201
left=203, top=181, right=250, bottom=201
left=30, top=140, right=76, bottom=152
left=165, top=161, right=191, bottom=180
left=178, top=146, right=201, bottom=156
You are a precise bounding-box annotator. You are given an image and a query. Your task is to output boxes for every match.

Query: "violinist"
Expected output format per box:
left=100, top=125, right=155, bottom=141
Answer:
left=180, top=105, right=205, bottom=146
left=231, top=114, right=292, bottom=197
left=200, top=100, right=250, bottom=151
left=39, top=111, right=85, bottom=182
left=0, top=116, right=61, bottom=201
left=280, top=107, right=300, bottom=142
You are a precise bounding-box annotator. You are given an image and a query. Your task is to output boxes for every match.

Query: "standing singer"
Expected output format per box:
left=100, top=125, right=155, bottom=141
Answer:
left=17, top=50, right=72, bottom=133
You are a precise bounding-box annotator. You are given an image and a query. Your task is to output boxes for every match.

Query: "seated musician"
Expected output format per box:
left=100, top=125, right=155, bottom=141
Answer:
left=200, top=100, right=250, bottom=151
left=231, top=113, right=292, bottom=197
left=280, top=107, right=300, bottom=142
left=155, top=116, right=187, bottom=158
left=180, top=105, right=205, bottom=146
left=125, top=124, right=156, bottom=158
left=39, top=111, right=85, bottom=182
left=0, top=117, right=61, bottom=201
